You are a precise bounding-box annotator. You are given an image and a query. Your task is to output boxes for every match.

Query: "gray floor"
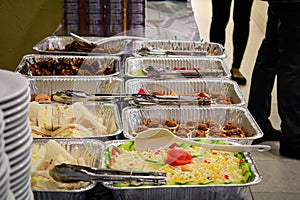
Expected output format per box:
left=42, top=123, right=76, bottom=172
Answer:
left=191, top=0, right=300, bottom=199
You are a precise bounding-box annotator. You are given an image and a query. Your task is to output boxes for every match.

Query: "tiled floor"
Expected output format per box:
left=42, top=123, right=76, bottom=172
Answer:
left=190, top=0, right=300, bottom=199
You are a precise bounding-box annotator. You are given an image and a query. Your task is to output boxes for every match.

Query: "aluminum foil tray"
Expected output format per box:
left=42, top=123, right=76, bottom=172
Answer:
left=32, top=36, right=129, bottom=56
left=125, top=56, right=230, bottom=78
left=32, top=138, right=105, bottom=200
left=132, top=40, right=226, bottom=58
left=30, top=101, right=122, bottom=140
left=122, top=106, right=263, bottom=145
left=28, top=76, right=124, bottom=99
left=15, top=54, right=121, bottom=77
left=101, top=140, right=261, bottom=200
left=125, top=78, right=245, bottom=106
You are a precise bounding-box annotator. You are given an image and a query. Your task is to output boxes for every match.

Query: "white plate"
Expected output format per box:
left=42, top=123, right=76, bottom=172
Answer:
left=4, top=125, right=31, bottom=152
left=3, top=96, right=30, bottom=118
left=9, top=147, right=30, bottom=167
left=4, top=114, right=28, bottom=132
left=0, top=88, right=30, bottom=110
left=10, top=166, right=30, bottom=189
left=0, top=120, right=5, bottom=137
left=11, top=169, right=31, bottom=194
left=4, top=121, right=30, bottom=144
left=0, top=154, right=9, bottom=189
left=10, top=154, right=31, bottom=182
left=15, top=185, right=31, bottom=200
left=6, top=135, right=32, bottom=160
left=4, top=105, right=29, bottom=126
left=0, top=70, right=29, bottom=103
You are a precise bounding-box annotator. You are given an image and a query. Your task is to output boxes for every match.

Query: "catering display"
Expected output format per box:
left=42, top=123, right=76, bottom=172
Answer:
left=31, top=139, right=105, bottom=200
left=122, top=106, right=262, bottom=145
left=16, top=54, right=121, bottom=77
left=0, top=69, right=34, bottom=200
left=102, top=140, right=261, bottom=200
left=125, top=78, right=245, bottom=106
left=125, top=57, right=230, bottom=78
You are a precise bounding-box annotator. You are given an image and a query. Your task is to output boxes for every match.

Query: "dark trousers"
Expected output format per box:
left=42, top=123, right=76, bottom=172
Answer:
left=248, top=3, right=300, bottom=153
left=248, top=7, right=279, bottom=135
left=210, top=0, right=253, bottom=69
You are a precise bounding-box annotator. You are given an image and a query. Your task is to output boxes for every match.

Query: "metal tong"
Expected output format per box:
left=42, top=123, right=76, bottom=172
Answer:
left=50, top=163, right=167, bottom=185
left=131, top=94, right=212, bottom=106
left=52, top=90, right=212, bottom=105
left=137, top=47, right=207, bottom=57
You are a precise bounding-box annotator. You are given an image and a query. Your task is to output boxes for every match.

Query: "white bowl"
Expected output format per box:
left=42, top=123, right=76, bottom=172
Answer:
left=11, top=171, right=31, bottom=194
left=0, top=70, right=29, bottom=104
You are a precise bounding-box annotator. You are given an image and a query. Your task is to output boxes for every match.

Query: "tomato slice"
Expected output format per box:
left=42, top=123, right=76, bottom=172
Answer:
left=165, top=149, right=192, bottom=166
left=111, top=147, right=121, bottom=157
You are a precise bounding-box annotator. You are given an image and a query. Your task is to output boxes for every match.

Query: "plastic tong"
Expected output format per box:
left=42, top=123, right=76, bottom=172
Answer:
left=50, top=163, right=167, bottom=185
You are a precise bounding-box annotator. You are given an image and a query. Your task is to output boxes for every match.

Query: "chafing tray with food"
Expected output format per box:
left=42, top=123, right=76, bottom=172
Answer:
left=28, top=77, right=124, bottom=103
left=101, top=140, right=261, bottom=200
left=125, top=78, right=245, bottom=106
left=29, top=101, right=121, bottom=139
left=32, top=36, right=129, bottom=55
left=125, top=57, right=230, bottom=78
left=132, top=40, right=226, bottom=58
left=122, top=106, right=263, bottom=145
left=31, top=139, right=104, bottom=200
left=16, top=54, right=121, bottom=77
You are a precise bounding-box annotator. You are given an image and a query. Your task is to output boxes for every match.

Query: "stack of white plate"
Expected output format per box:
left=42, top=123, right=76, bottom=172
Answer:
left=0, top=108, right=14, bottom=200
left=0, top=69, right=33, bottom=200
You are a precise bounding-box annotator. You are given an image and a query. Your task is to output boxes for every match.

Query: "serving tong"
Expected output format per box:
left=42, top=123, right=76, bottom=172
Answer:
left=137, top=47, right=208, bottom=57
left=143, top=67, right=222, bottom=79
left=52, top=90, right=212, bottom=106
left=50, top=163, right=167, bottom=185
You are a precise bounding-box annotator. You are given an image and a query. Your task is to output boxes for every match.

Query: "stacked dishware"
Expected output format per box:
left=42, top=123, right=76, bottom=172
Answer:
left=0, top=108, right=14, bottom=199
left=0, top=69, right=33, bottom=200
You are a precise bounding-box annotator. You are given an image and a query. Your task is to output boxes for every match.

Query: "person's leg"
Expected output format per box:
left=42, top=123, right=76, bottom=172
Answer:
left=248, top=7, right=281, bottom=144
left=209, top=0, right=231, bottom=46
left=272, top=3, right=300, bottom=159
left=230, top=0, right=253, bottom=85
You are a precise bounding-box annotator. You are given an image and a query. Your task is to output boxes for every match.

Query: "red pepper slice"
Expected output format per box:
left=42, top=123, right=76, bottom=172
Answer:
left=197, top=92, right=210, bottom=98
left=138, top=88, right=147, bottom=94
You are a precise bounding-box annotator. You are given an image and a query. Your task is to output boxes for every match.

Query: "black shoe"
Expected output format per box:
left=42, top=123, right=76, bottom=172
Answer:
left=252, top=129, right=282, bottom=144
left=230, top=68, right=247, bottom=85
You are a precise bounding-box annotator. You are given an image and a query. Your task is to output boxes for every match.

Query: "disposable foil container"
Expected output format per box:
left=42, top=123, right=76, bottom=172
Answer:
left=15, top=54, right=121, bottom=77
left=32, top=36, right=129, bottom=56
left=102, top=140, right=262, bottom=200
left=32, top=139, right=105, bottom=200
left=125, top=78, right=245, bottom=106
left=30, top=101, right=122, bottom=140
left=132, top=40, right=226, bottom=58
left=28, top=76, right=124, bottom=97
left=122, top=106, right=263, bottom=145
left=125, top=56, right=230, bottom=78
